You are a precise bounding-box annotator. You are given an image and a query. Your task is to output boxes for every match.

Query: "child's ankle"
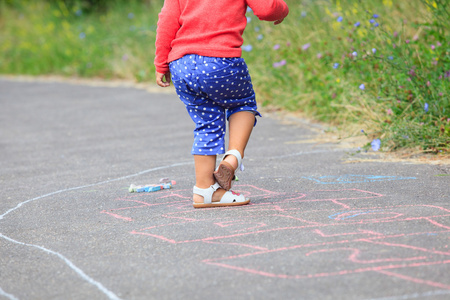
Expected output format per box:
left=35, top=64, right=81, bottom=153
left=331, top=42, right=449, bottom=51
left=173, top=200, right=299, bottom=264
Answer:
left=223, top=155, right=238, bottom=171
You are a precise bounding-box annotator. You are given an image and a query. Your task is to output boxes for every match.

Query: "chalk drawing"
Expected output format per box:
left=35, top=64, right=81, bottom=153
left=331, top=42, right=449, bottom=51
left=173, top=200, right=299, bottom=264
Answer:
left=0, top=233, right=121, bottom=300
left=328, top=210, right=386, bottom=220
left=0, top=161, right=193, bottom=221
left=0, top=161, right=193, bottom=299
left=1, top=158, right=446, bottom=299
left=302, top=175, right=417, bottom=184
left=101, top=184, right=450, bottom=296
left=267, top=148, right=347, bottom=159
left=0, top=287, right=19, bottom=300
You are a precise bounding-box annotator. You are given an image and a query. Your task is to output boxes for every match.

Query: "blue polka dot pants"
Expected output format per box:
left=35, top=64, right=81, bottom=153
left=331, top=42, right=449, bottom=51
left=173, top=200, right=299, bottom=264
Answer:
left=169, top=55, right=261, bottom=155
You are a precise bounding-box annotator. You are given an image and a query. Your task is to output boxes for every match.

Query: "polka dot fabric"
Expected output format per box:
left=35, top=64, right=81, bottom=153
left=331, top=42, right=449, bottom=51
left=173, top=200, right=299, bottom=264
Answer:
left=169, top=55, right=261, bottom=155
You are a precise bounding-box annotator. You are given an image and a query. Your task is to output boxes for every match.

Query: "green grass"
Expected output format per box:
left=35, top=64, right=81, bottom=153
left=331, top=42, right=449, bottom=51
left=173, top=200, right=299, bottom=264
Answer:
left=1, top=0, right=449, bottom=154
left=0, top=0, right=160, bottom=80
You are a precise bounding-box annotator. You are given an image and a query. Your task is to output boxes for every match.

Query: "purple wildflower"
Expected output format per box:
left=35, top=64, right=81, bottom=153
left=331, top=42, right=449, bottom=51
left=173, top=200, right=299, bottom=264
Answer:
left=273, top=44, right=280, bottom=50
left=302, top=43, right=311, bottom=51
left=333, top=63, right=339, bottom=69
left=424, top=103, right=429, bottom=112
left=242, top=45, right=253, bottom=52
left=359, top=84, right=365, bottom=90
left=273, top=60, right=287, bottom=68
left=371, top=139, right=381, bottom=151
left=354, top=21, right=361, bottom=27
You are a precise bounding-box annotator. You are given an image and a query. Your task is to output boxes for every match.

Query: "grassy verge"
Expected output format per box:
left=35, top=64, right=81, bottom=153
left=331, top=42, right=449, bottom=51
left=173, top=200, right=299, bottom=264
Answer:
left=1, top=0, right=449, bottom=154
left=0, top=0, right=160, bottom=80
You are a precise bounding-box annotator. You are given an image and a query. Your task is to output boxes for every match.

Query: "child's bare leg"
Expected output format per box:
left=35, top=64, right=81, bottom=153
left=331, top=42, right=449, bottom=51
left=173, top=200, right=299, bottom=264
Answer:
left=193, top=155, right=226, bottom=203
left=225, top=111, right=255, bottom=168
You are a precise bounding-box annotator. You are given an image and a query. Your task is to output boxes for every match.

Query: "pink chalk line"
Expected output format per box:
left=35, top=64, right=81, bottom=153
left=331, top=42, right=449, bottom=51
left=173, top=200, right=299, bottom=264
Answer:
left=101, top=184, right=450, bottom=291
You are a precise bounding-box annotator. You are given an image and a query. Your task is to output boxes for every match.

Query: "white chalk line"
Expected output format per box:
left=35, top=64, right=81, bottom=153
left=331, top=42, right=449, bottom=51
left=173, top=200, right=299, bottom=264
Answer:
left=0, top=149, right=345, bottom=299
left=0, top=233, right=120, bottom=300
left=268, top=148, right=348, bottom=159
left=0, top=287, right=19, bottom=300
left=0, top=161, right=192, bottom=221
left=364, top=289, right=450, bottom=300
left=0, top=148, right=343, bottom=221
left=0, top=161, right=192, bottom=300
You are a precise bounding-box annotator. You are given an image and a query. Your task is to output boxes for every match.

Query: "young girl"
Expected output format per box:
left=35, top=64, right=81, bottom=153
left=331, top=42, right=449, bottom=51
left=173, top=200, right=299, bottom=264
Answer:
left=155, top=0, right=289, bottom=208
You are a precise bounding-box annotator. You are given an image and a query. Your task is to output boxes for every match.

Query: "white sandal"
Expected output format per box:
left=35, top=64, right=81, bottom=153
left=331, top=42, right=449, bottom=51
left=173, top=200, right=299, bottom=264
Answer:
left=193, top=182, right=250, bottom=208
left=213, top=150, right=244, bottom=191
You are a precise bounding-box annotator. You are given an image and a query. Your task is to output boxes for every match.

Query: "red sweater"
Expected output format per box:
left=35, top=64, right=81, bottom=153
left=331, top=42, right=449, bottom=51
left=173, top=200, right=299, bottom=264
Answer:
left=154, top=0, right=289, bottom=73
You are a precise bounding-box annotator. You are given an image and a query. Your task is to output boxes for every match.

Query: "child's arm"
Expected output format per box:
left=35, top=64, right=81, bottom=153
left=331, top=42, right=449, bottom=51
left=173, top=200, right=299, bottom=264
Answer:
left=247, top=0, right=289, bottom=24
left=154, top=0, right=181, bottom=87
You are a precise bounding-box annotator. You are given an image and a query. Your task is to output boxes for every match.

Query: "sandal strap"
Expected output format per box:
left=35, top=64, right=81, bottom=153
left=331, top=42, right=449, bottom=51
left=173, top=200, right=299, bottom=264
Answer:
left=193, top=182, right=220, bottom=204
left=193, top=183, right=248, bottom=207
left=223, top=150, right=244, bottom=171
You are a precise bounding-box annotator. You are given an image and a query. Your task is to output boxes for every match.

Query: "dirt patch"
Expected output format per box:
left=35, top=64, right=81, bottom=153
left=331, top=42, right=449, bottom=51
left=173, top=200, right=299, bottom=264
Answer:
left=260, top=107, right=450, bottom=165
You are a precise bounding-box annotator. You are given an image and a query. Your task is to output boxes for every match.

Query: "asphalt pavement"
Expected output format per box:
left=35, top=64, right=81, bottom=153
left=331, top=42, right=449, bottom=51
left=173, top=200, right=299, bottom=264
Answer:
left=0, top=78, right=449, bottom=300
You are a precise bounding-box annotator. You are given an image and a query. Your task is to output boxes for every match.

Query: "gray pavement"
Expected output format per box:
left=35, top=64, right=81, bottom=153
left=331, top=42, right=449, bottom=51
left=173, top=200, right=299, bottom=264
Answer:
left=0, top=78, right=449, bottom=300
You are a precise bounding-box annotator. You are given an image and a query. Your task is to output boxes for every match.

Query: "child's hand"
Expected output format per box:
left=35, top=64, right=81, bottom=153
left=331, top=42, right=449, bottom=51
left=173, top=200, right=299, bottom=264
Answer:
left=156, top=71, right=171, bottom=87
left=274, top=18, right=285, bottom=25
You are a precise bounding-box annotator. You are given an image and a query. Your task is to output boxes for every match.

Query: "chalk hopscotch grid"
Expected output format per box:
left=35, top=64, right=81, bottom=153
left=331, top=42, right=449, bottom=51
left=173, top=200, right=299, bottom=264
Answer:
left=0, top=154, right=350, bottom=299
left=0, top=153, right=445, bottom=299
left=103, top=186, right=450, bottom=297
left=0, top=152, right=329, bottom=299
